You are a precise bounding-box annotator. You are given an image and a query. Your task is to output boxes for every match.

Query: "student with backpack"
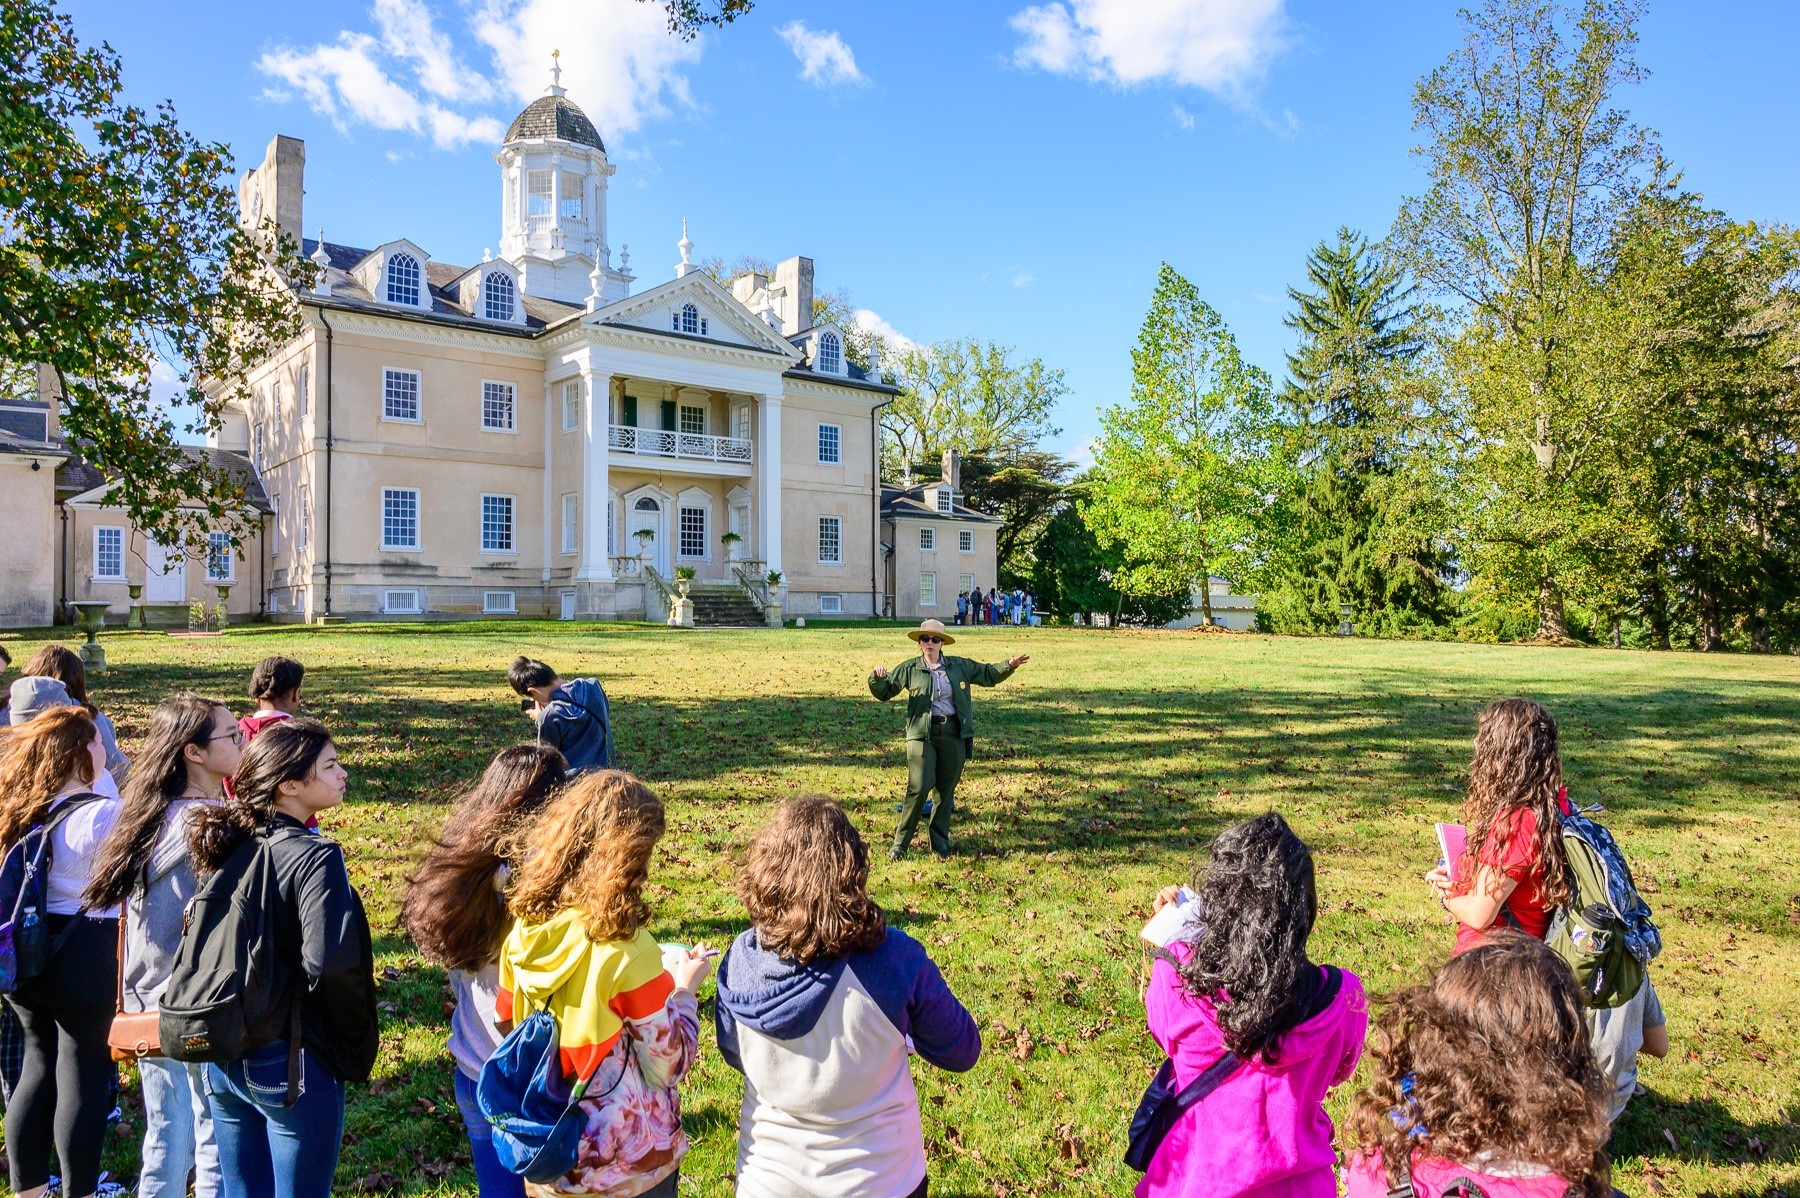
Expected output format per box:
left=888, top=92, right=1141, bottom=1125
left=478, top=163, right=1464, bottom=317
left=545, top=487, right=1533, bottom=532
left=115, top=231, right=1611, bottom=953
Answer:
left=1132, top=812, right=1366, bottom=1197
left=0, top=706, right=122, bottom=1198
left=84, top=694, right=242, bottom=1198
left=1345, top=932, right=1616, bottom=1198
left=507, top=658, right=614, bottom=775
left=715, top=796, right=980, bottom=1197
left=400, top=745, right=567, bottom=1198
left=491, top=769, right=713, bottom=1197
left=171, top=719, right=378, bottom=1198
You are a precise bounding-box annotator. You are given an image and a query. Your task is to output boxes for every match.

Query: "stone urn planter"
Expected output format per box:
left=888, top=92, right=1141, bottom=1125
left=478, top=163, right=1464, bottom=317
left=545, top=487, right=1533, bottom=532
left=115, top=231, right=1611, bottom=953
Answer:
left=126, top=583, right=145, bottom=630
left=68, top=601, right=112, bottom=671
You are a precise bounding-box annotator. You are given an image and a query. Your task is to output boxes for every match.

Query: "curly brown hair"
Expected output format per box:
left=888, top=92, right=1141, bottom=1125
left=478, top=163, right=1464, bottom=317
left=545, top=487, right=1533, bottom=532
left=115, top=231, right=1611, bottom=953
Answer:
left=738, top=797, right=886, bottom=965
left=1460, top=698, right=1572, bottom=911
left=401, top=745, right=566, bottom=971
left=507, top=769, right=663, bottom=943
left=0, top=707, right=99, bottom=848
left=1350, top=933, right=1612, bottom=1198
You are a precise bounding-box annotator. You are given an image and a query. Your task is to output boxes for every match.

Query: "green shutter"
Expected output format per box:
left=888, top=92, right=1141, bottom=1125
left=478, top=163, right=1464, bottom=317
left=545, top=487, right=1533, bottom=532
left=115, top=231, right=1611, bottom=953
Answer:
left=622, top=395, right=638, bottom=426
left=660, top=400, right=677, bottom=432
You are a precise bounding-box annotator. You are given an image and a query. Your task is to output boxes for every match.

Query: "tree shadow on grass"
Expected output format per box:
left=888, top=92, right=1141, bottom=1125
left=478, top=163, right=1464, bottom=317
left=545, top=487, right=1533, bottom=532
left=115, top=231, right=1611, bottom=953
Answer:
left=1612, top=1092, right=1800, bottom=1168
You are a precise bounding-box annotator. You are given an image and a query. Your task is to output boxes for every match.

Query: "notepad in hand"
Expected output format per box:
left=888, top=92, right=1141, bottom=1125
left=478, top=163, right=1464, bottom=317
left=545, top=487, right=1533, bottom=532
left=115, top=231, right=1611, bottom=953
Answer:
left=1435, top=823, right=1469, bottom=885
left=1140, top=887, right=1199, bottom=948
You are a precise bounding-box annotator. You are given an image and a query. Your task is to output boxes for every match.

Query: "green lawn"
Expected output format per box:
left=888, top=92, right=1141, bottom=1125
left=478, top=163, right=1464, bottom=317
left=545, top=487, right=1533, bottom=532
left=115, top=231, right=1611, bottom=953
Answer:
left=6, top=622, right=1797, bottom=1197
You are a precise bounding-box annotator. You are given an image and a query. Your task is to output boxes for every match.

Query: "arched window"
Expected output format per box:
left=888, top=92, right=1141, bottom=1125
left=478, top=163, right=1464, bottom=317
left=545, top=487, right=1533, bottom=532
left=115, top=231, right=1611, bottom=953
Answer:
left=817, top=330, right=843, bottom=374
left=674, top=303, right=704, bottom=336
left=386, top=253, right=420, bottom=306
left=635, top=496, right=660, bottom=512
left=483, top=271, right=515, bottom=322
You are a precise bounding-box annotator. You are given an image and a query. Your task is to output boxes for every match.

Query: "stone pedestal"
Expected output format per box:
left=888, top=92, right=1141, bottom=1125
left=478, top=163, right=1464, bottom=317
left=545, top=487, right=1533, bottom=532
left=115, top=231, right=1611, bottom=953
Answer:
left=576, top=576, right=617, bottom=620
left=764, top=600, right=783, bottom=629
left=669, top=596, right=694, bottom=628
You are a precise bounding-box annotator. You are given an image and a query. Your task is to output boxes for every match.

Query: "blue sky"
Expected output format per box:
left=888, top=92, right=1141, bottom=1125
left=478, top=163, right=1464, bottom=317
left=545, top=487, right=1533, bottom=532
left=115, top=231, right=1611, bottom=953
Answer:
left=76, top=0, right=1800, bottom=462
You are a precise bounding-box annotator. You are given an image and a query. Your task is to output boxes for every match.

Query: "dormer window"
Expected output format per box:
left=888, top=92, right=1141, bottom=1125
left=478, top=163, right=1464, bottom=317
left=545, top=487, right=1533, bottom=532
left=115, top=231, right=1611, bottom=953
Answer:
left=936, top=487, right=952, bottom=513
left=483, top=271, right=516, bottom=322
left=386, top=253, right=421, bottom=306
left=817, top=331, right=843, bottom=374
left=673, top=303, right=707, bottom=337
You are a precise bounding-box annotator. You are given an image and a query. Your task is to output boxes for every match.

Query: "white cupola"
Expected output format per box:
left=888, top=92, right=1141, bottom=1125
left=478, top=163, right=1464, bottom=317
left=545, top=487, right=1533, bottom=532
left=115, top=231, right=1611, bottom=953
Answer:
left=496, top=54, right=629, bottom=306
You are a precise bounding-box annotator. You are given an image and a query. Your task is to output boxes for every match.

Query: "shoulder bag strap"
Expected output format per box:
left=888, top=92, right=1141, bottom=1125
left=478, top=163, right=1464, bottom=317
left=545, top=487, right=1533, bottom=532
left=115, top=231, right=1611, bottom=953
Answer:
left=1166, top=1047, right=1244, bottom=1118
left=1146, top=944, right=1182, bottom=971
left=114, top=893, right=127, bottom=1016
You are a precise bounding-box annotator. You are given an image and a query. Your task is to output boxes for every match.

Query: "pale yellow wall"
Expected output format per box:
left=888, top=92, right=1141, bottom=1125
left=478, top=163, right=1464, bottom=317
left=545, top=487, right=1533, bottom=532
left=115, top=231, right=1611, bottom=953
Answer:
left=778, top=386, right=881, bottom=615
left=0, top=458, right=61, bottom=628
left=62, top=506, right=266, bottom=620
left=885, top=515, right=999, bottom=623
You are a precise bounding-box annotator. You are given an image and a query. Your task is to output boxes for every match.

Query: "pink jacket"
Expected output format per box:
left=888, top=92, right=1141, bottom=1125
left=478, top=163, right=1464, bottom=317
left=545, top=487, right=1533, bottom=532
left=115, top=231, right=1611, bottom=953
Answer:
left=1136, top=949, right=1367, bottom=1198
left=1345, top=1152, right=1575, bottom=1198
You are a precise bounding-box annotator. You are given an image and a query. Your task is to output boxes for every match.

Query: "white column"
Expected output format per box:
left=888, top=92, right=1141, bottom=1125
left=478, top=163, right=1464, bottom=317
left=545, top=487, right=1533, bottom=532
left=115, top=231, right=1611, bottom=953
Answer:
left=757, top=393, right=783, bottom=574
left=575, top=371, right=612, bottom=580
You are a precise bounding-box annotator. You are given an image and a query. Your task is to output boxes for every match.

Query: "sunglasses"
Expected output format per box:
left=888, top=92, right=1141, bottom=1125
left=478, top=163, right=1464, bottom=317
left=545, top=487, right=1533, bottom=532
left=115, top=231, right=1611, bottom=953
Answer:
left=917, top=636, right=943, bottom=644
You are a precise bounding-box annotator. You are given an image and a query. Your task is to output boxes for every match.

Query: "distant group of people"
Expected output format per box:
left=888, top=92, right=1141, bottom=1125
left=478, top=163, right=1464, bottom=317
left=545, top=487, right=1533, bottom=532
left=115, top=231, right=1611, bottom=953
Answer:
left=0, top=629, right=1669, bottom=1198
left=954, top=584, right=1034, bottom=626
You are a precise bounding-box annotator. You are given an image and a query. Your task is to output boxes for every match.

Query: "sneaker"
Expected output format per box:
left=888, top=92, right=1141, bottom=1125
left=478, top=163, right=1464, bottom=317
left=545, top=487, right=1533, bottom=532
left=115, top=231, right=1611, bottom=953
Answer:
left=97, top=1173, right=132, bottom=1197
left=922, top=799, right=933, bottom=818
left=889, top=847, right=905, bottom=861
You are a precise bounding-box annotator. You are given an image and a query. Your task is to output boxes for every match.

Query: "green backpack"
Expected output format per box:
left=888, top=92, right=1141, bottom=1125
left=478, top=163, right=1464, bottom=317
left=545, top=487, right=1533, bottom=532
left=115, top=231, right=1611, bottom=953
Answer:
left=1541, top=802, right=1661, bottom=1009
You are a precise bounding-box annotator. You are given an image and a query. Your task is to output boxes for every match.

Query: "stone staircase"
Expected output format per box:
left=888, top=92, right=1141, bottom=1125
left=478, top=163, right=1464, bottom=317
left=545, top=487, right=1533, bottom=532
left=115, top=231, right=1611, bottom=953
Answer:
left=686, top=582, right=765, bottom=627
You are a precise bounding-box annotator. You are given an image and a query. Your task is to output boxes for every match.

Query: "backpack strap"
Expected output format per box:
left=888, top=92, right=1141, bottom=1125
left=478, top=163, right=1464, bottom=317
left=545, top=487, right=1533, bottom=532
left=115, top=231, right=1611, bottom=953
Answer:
left=41, top=795, right=106, bottom=961
left=1147, top=945, right=1182, bottom=971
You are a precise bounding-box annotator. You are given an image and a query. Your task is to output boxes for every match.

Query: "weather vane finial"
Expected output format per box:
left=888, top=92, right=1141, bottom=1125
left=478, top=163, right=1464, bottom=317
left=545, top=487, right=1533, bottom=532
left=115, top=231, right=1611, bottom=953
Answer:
left=549, top=49, right=564, bottom=95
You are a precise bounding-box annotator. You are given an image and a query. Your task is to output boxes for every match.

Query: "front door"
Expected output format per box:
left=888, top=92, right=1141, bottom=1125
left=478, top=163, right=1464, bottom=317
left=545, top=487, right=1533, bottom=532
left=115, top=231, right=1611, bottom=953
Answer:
left=628, top=496, right=668, bottom=575
left=145, top=538, right=184, bottom=604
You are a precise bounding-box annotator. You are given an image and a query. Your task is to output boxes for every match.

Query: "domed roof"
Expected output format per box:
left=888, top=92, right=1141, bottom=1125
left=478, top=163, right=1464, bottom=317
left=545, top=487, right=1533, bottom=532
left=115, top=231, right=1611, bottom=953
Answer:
left=504, top=94, right=605, bottom=152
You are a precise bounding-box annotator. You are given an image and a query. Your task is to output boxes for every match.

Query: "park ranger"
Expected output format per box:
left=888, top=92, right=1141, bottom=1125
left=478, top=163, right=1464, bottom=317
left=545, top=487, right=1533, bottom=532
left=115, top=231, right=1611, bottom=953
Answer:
left=868, top=619, right=1029, bottom=860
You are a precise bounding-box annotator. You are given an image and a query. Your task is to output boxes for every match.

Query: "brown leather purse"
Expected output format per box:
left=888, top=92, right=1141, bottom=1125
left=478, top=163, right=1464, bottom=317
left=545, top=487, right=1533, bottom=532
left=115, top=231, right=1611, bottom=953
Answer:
left=108, top=897, right=163, bottom=1061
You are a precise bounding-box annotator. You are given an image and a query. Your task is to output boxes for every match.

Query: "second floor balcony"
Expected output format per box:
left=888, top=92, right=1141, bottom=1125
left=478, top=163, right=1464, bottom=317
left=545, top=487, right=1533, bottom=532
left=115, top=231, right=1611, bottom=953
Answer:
left=608, top=424, right=753, bottom=465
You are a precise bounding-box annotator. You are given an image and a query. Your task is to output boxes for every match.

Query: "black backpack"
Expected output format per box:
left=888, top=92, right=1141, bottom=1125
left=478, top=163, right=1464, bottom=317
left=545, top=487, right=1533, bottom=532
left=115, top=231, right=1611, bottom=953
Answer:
left=158, top=823, right=304, bottom=1103
left=0, top=795, right=103, bottom=992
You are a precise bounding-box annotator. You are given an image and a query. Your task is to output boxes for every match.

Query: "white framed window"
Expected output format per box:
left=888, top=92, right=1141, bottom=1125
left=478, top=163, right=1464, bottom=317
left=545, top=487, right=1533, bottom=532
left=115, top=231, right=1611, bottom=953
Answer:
left=818, top=515, right=842, bottom=564
left=295, top=588, right=307, bottom=615
left=382, top=588, right=422, bottom=614
left=270, top=381, right=282, bottom=439
left=678, top=506, right=707, bottom=558
left=93, top=527, right=124, bottom=580
left=205, top=531, right=234, bottom=582
left=819, top=593, right=843, bottom=615
left=959, top=529, right=975, bottom=552
left=561, top=379, right=581, bottom=431
left=817, top=423, right=841, bottom=464
left=817, top=330, right=842, bottom=374
left=920, top=527, right=936, bottom=551
left=270, top=592, right=282, bottom=614
left=385, top=253, right=421, bottom=306
left=673, top=303, right=707, bottom=337
left=481, top=494, right=515, bottom=554
left=252, top=424, right=264, bottom=472
left=381, top=487, right=420, bottom=551
left=936, top=487, right=952, bottom=513
left=483, top=272, right=516, bottom=322
left=383, top=368, right=421, bottom=422
left=561, top=494, right=578, bottom=555
left=298, top=364, right=310, bottom=416
left=959, top=572, right=975, bottom=594
left=679, top=404, right=705, bottom=436
left=920, top=571, right=937, bottom=608
left=559, top=172, right=585, bottom=222
left=527, top=171, right=553, bottom=217
left=483, top=590, right=517, bottom=614
left=481, top=381, right=516, bottom=432
left=298, top=484, right=310, bottom=550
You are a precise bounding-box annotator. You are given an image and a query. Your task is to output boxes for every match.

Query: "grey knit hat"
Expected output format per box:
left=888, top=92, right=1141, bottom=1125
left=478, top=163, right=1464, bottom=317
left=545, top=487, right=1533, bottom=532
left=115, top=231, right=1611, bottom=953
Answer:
left=8, top=675, right=77, bottom=726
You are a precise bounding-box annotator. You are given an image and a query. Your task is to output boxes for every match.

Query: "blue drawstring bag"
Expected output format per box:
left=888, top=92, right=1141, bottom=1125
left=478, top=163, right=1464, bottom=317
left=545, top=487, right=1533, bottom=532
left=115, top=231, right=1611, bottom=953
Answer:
left=476, top=1008, right=594, bottom=1183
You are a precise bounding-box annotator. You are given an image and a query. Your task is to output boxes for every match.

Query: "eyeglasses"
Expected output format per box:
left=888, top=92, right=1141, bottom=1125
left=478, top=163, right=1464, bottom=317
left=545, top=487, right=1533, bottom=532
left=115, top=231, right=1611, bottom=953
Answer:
left=206, top=729, right=246, bottom=746
left=917, top=636, right=942, bottom=644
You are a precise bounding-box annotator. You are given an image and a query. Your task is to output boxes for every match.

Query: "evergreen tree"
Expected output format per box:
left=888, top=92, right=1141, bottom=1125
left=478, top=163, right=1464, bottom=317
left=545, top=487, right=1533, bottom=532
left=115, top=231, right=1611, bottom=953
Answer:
left=1261, top=231, right=1450, bottom=634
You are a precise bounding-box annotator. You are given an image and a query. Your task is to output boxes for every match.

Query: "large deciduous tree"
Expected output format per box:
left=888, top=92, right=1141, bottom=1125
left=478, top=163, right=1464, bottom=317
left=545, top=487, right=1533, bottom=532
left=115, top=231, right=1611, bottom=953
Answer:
left=1084, top=263, right=1285, bottom=623
left=1393, top=0, right=1653, bottom=639
left=2, top=0, right=309, bottom=543
left=881, top=338, right=1066, bottom=480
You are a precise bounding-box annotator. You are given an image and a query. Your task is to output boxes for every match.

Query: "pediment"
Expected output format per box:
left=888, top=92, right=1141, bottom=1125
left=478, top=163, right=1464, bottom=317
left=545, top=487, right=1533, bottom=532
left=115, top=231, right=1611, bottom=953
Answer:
left=591, top=273, right=802, bottom=361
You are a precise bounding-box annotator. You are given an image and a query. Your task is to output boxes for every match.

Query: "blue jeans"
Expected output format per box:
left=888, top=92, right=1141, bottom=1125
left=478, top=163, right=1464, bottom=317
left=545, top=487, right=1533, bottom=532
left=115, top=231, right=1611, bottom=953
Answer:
left=453, top=1069, right=524, bottom=1198
left=204, top=1041, right=344, bottom=1198
left=140, top=1056, right=219, bottom=1198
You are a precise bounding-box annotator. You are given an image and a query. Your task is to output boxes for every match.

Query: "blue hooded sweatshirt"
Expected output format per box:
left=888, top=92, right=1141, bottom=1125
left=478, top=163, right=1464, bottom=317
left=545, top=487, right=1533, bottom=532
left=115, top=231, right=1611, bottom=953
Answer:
left=714, top=926, right=979, bottom=1198
left=535, top=678, right=613, bottom=774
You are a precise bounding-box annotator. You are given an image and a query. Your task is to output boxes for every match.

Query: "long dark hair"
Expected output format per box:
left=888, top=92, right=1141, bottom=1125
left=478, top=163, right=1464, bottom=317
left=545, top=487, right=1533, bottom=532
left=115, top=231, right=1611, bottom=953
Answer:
left=1176, top=812, right=1320, bottom=1062
left=21, top=644, right=94, bottom=713
left=188, top=718, right=334, bottom=874
left=1351, top=933, right=1612, bottom=1197
left=1462, top=698, right=1571, bottom=910
left=0, top=707, right=98, bottom=848
left=86, top=694, right=223, bottom=907
left=401, top=746, right=566, bottom=971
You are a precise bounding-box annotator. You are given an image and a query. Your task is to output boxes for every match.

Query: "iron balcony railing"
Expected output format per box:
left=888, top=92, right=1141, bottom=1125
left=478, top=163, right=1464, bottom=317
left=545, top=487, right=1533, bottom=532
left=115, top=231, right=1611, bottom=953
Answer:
left=608, top=424, right=752, bottom=464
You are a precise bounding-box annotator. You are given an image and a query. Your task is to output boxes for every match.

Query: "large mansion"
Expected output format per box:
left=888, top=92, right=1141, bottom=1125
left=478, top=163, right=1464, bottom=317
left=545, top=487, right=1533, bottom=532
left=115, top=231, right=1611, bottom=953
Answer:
left=0, top=75, right=1000, bottom=628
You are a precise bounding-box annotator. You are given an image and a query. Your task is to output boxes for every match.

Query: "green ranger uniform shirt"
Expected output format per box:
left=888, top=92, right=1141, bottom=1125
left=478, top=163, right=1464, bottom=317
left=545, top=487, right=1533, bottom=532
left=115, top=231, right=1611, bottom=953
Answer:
left=867, top=655, right=1017, bottom=740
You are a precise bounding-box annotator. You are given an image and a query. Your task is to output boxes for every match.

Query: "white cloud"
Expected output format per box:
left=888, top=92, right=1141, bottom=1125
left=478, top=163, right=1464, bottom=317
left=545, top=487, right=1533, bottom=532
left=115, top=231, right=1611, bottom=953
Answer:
left=852, top=308, right=919, bottom=357
left=775, top=21, right=867, bottom=87
left=1172, top=103, right=1195, bottom=130
left=257, top=0, right=702, bottom=151
left=1010, top=0, right=1288, bottom=98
